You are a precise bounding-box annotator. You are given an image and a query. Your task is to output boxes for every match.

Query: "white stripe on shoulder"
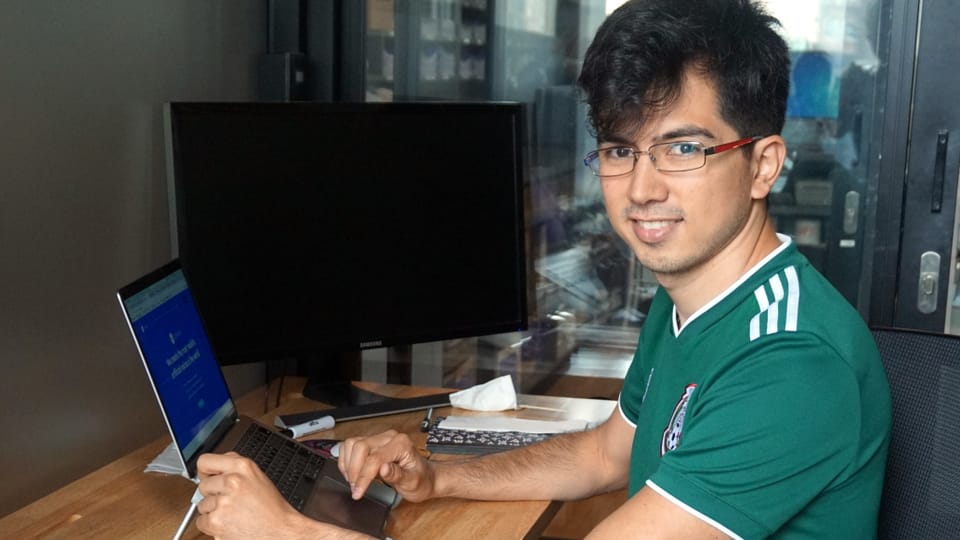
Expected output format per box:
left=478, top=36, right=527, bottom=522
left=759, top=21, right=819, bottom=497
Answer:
left=785, top=265, right=800, bottom=331
left=645, top=480, right=745, bottom=540
left=748, top=265, right=800, bottom=342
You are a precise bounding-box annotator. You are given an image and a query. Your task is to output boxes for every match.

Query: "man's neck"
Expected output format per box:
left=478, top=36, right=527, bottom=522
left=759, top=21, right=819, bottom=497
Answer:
left=661, top=210, right=782, bottom=327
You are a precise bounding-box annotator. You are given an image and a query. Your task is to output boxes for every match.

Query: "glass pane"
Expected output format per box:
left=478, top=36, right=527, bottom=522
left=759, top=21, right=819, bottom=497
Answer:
left=365, top=0, right=494, bottom=102
left=765, top=0, right=882, bottom=307
left=362, top=0, right=886, bottom=394
left=364, top=0, right=632, bottom=397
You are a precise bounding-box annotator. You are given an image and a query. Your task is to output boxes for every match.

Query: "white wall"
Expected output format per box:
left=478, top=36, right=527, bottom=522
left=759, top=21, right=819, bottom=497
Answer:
left=0, top=1, right=265, bottom=515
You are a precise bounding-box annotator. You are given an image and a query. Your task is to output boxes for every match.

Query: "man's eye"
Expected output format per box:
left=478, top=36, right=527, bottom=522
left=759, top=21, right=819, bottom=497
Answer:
left=666, top=142, right=702, bottom=157
left=602, top=147, right=635, bottom=160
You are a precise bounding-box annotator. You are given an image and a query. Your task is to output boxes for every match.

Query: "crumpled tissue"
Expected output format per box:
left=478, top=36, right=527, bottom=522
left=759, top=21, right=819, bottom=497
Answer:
left=449, top=374, right=518, bottom=411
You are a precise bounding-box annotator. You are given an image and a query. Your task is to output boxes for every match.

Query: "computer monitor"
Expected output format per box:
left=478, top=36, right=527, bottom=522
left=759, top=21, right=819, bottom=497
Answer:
left=165, top=101, right=528, bottom=406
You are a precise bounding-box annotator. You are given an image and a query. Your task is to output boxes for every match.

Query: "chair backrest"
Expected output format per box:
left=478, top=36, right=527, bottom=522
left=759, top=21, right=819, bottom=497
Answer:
left=871, top=327, right=960, bottom=539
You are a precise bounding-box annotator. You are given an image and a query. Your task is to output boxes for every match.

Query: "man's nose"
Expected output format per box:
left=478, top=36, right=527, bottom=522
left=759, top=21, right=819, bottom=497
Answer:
left=627, top=154, right=668, bottom=205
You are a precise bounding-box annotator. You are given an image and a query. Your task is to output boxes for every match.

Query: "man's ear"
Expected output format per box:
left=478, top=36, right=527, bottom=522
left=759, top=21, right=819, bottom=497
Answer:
left=750, top=135, right=787, bottom=200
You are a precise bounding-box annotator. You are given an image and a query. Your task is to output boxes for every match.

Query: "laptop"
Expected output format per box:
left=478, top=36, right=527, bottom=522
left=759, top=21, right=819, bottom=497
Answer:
left=116, top=259, right=397, bottom=538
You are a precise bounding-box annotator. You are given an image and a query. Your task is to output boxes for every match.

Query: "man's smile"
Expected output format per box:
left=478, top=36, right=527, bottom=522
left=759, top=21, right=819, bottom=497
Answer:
left=630, top=217, right=682, bottom=243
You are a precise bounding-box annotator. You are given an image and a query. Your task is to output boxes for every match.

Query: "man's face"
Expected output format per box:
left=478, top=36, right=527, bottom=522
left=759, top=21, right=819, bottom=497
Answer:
left=597, top=71, right=764, bottom=280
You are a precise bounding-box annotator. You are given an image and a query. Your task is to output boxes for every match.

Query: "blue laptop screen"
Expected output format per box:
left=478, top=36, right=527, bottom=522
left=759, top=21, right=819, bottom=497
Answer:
left=123, top=268, right=234, bottom=462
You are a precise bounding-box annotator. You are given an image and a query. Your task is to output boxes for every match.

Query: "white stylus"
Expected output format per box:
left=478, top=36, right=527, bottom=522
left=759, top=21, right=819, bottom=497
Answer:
left=172, top=487, right=203, bottom=540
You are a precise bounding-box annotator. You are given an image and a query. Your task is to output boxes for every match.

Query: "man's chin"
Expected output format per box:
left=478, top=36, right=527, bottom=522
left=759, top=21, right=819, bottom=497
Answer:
left=633, top=250, right=696, bottom=277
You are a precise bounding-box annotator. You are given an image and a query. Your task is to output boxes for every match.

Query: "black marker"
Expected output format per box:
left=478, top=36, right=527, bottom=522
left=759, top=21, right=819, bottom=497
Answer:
left=420, top=407, right=434, bottom=432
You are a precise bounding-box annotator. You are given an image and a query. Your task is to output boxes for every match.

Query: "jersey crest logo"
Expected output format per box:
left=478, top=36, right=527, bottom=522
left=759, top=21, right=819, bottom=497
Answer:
left=661, top=384, right=697, bottom=455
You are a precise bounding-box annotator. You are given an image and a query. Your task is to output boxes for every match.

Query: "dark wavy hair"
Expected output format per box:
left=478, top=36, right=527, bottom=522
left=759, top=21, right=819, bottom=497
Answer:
left=577, top=0, right=790, bottom=143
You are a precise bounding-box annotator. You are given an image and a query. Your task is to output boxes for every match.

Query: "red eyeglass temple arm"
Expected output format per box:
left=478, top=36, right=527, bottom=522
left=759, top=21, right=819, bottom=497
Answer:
left=704, top=135, right=764, bottom=156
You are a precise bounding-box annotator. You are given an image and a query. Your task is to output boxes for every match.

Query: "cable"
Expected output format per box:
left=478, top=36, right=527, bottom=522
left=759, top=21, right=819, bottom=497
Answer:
left=172, top=488, right=202, bottom=540
left=276, top=373, right=286, bottom=409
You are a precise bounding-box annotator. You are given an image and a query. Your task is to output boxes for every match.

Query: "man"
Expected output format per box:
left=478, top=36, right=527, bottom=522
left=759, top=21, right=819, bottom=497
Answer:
left=195, top=1, right=891, bottom=538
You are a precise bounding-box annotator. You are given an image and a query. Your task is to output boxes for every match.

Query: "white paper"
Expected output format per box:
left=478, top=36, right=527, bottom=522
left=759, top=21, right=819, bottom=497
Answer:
left=437, top=415, right=589, bottom=434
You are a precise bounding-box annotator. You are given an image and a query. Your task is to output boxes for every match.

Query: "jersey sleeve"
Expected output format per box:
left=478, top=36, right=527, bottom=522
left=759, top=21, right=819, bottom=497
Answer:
left=646, top=333, right=865, bottom=539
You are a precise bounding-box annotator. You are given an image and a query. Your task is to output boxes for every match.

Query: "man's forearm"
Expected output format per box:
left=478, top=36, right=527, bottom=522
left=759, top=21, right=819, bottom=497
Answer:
left=431, top=427, right=625, bottom=502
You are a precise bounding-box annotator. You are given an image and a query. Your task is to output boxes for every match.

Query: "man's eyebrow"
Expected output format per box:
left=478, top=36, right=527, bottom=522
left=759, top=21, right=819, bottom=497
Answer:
left=598, top=134, right=635, bottom=146
left=653, top=126, right=717, bottom=142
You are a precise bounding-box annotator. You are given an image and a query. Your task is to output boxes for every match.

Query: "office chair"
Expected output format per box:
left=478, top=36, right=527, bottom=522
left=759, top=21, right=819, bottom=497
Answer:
left=871, top=327, right=960, bottom=539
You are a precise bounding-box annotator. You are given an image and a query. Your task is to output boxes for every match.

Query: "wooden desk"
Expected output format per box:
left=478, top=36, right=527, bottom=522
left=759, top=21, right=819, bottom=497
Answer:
left=0, top=380, right=616, bottom=539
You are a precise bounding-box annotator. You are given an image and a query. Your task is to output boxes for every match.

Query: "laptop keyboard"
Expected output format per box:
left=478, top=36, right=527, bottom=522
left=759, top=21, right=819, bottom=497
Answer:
left=234, top=423, right=326, bottom=511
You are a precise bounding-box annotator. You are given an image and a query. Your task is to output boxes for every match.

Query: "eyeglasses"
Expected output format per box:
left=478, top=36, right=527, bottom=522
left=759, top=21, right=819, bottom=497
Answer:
left=583, top=135, right=764, bottom=176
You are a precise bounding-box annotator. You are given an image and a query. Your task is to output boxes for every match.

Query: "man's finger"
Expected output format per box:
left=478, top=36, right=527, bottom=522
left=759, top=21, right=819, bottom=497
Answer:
left=339, top=430, right=399, bottom=482
left=196, top=492, right=218, bottom=514
left=197, top=452, right=243, bottom=477
left=350, top=433, right=420, bottom=499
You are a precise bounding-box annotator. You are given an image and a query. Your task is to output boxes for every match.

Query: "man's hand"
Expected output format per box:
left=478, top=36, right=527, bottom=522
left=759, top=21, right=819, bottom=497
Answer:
left=338, top=430, right=436, bottom=502
left=195, top=452, right=350, bottom=539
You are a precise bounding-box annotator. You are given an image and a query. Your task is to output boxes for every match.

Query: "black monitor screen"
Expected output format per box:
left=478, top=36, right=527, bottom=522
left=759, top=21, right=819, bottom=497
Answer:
left=166, top=102, right=528, bottom=380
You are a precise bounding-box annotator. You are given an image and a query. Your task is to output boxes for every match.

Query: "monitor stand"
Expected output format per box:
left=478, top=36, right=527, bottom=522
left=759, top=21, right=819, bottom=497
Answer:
left=298, top=350, right=390, bottom=407
left=279, top=348, right=452, bottom=426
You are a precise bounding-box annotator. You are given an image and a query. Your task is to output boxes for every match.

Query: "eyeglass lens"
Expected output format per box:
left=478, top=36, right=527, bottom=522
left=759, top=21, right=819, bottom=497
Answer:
left=588, top=142, right=706, bottom=176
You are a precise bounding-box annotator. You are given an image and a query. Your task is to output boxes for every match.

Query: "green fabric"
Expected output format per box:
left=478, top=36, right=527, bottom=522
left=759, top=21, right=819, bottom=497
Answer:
left=619, top=239, right=891, bottom=539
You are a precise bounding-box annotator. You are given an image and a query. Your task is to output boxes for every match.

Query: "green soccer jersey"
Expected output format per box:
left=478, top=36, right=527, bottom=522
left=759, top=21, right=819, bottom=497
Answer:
left=619, top=236, right=891, bottom=539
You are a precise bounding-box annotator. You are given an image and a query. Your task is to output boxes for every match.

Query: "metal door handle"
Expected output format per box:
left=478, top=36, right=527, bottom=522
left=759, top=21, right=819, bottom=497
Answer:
left=918, top=251, right=941, bottom=314
left=932, top=130, right=948, bottom=213
left=852, top=106, right=863, bottom=167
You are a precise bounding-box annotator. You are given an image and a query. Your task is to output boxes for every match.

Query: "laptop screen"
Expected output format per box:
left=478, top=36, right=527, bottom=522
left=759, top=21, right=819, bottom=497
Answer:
left=121, top=265, right=234, bottom=466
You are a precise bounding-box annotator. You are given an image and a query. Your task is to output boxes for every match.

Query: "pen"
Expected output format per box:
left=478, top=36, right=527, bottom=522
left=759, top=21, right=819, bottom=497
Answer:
left=420, top=407, right=434, bottom=432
